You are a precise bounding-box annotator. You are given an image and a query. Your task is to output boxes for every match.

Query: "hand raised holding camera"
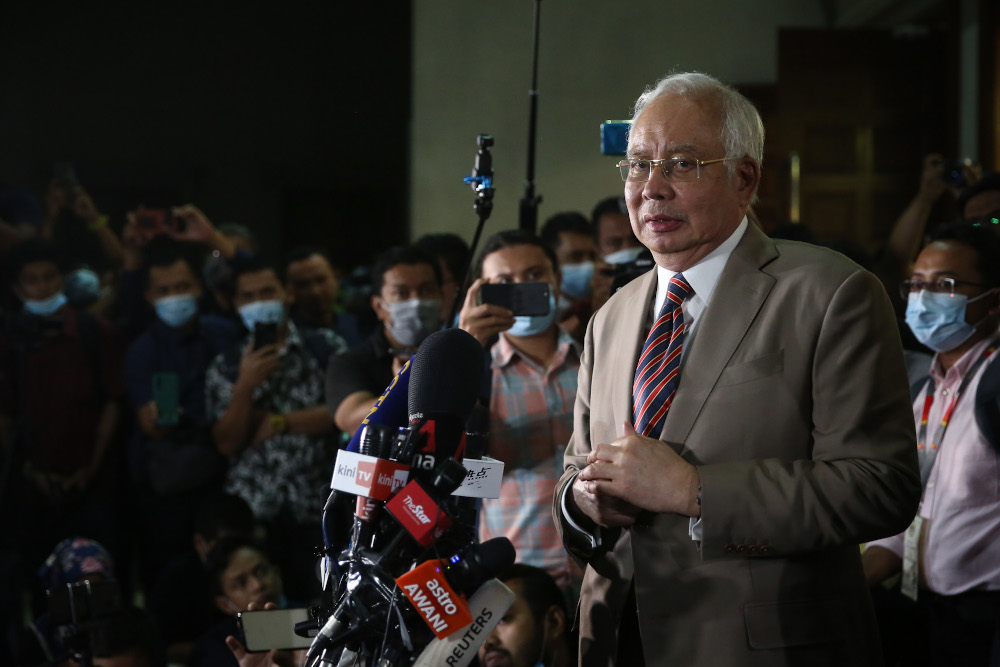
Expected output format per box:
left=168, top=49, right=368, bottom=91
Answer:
left=236, top=343, right=280, bottom=392
left=458, top=277, right=515, bottom=347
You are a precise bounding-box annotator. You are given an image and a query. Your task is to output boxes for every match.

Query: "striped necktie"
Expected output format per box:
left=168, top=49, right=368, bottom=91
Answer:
left=632, top=273, right=693, bottom=437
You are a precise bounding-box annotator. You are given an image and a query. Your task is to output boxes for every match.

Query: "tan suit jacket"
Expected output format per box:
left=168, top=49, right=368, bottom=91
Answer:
left=554, top=224, right=920, bottom=666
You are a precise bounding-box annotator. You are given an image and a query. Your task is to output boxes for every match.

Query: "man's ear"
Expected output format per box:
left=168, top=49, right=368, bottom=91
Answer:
left=214, top=595, right=237, bottom=615
left=545, top=604, right=567, bottom=640
left=372, top=294, right=390, bottom=323
left=735, top=157, right=761, bottom=205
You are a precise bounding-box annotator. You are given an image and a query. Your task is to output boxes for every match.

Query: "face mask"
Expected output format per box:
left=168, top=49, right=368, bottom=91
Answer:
left=24, top=292, right=68, bottom=316
left=238, top=299, right=285, bottom=332
left=507, top=293, right=557, bottom=337
left=905, top=290, right=992, bottom=352
left=603, top=246, right=645, bottom=265
left=155, top=293, right=199, bottom=328
left=64, top=268, right=102, bottom=305
left=385, top=298, right=442, bottom=347
left=560, top=261, right=594, bottom=300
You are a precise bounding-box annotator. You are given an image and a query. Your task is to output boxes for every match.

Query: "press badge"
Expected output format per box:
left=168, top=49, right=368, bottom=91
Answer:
left=901, top=514, right=923, bottom=601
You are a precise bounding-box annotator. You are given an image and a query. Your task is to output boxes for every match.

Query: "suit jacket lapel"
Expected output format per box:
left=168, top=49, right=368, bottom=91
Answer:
left=660, top=224, right=778, bottom=446
left=612, top=269, right=659, bottom=433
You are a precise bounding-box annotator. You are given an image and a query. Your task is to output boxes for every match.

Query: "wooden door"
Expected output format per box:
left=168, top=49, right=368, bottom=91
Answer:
left=774, top=28, right=953, bottom=250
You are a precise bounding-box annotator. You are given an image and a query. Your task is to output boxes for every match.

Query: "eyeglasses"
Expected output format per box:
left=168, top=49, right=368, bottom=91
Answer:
left=899, top=277, right=991, bottom=300
left=616, top=157, right=738, bottom=183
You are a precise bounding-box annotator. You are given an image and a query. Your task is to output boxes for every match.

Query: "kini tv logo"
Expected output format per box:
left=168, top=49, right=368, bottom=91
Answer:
left=331, top=450, right=409, bottom=501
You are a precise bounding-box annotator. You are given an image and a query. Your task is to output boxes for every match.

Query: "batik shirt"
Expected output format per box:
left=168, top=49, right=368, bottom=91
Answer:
left=205, top=322, right=345, bottom=524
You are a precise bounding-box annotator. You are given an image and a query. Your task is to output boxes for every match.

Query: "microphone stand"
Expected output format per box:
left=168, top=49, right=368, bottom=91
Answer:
left=450, top=134, right=496, bottom=326
left=518, top=0, right=543, bottom=234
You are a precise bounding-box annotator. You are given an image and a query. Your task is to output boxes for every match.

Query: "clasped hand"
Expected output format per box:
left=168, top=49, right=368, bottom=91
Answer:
left=572, top=421, right=700, bottom=527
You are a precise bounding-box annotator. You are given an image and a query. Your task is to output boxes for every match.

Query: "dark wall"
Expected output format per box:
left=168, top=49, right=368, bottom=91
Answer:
left=0, top=3, right=412, bottom=271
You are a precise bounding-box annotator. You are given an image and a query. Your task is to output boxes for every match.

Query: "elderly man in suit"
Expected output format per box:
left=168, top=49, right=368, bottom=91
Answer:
left=552, top=72, right=921, bottom=666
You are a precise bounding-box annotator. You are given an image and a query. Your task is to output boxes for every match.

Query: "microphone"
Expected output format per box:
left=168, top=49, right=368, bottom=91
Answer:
left=346, top=356, right=414, bottom=453
left=410, top=579, right=515, bottom=667
left=311, top=329, right=490, bottom=664
left=399, top=538, right=516, bottom=665
left=350, top=423, right=402, bottom=553
left=406, top=328, right=484, bottom=480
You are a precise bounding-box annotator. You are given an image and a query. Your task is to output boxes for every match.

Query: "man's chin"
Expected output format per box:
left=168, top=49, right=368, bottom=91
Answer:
left=479, top=649, right=513, bottom=667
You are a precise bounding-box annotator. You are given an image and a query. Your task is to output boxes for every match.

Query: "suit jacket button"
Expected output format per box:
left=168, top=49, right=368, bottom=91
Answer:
left=736, top=544, right=747, bottom=553
left=760, top=545, right=772, bottom=554
left=724, top=544, right=736, bottom=553
left=748, top=545, right=758, bottom=554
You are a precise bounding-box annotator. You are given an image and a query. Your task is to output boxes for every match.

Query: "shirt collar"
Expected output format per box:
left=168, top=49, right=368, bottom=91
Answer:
left=654, top=216, right=748, bottom=313
left=930, top=333, right=1000, bottom=383
left=492, top=329, right=580, bottom=370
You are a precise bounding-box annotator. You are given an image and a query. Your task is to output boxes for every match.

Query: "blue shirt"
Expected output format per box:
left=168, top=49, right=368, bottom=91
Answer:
left=124, top=315, right=241, bottom=480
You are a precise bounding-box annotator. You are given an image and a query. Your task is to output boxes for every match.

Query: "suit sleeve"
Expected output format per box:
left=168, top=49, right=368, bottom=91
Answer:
left=553, top=311, right=622, bottom=562
left=697, top=269, right=921, bottom=558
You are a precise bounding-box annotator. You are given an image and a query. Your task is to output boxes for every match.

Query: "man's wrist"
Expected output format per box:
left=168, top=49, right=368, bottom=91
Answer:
left=87, top=214, right=109, bottom=231
left=269, top=413, right=289, bottom=435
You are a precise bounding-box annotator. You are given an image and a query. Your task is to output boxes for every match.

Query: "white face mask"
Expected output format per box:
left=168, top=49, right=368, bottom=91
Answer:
left=384, top=298, right=442, bottom=347
left=603, top=246, right=645, bottom=265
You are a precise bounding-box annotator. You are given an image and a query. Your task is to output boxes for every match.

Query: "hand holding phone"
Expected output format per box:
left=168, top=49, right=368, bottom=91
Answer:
left=237, top=608, right=315, bottom=652
left=151, top=372, right=180, bottom=426
left=457, top=278, right=516, bottom=347
left=253, top=322, right=279, bottom=350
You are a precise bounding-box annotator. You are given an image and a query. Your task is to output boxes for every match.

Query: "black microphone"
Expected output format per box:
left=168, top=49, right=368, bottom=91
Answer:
left=406, top=328, right=484, bottom=481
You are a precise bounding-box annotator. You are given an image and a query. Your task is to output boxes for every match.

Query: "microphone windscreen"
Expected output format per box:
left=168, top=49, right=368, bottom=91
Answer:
left=442, top=537, right=517, bottom=594
left=408, top=329, right=484, bottom=422
left=474, top=537, right=516, bottom=578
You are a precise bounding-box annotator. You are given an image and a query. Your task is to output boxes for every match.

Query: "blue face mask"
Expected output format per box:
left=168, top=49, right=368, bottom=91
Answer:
left=24, top=292, right=68, bottom=316
left=905, top=290, right=991, bottom=352
left=155, top=293, right=199, bottom=328
left=507, top=293, right=558, bottom=337
left=238, top=299, right=285, bottom=332
left=560, top=261, right=594, bottom=300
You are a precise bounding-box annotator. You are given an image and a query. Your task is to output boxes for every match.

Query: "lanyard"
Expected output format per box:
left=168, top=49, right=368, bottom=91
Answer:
left=916, top=343, right=997, bottom=486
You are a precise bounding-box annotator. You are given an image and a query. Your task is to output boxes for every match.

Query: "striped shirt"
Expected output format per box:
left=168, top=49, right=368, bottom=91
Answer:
left=478, top=330, right=581, bottom=589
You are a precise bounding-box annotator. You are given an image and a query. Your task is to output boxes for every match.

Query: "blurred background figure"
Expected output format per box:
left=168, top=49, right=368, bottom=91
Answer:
left=478, top=563, right=574, bottom=667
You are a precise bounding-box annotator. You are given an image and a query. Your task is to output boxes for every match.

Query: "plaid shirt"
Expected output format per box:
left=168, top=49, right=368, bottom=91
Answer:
left=479, top=330, right=581, bottom=588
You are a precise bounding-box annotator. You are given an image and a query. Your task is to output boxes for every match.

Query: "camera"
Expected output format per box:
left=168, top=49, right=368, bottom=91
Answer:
left=47, top=580, right=127, bottom=659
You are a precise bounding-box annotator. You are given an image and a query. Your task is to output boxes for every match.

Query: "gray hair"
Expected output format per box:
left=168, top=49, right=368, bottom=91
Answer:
left=629, top=72, right=764, bottom=179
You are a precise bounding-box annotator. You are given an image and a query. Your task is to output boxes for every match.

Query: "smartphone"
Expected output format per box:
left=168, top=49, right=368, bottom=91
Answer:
left=237, top=608, right=315, bottom=652
left=254, top=322, right=279, bottom=349
left=480, top=282, right=551, bottom=316
left=134, top=209, right=176, bottom=236
left=152, top=372, right=180, bottom=426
